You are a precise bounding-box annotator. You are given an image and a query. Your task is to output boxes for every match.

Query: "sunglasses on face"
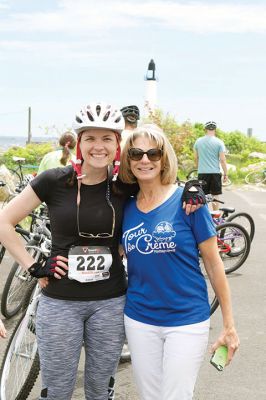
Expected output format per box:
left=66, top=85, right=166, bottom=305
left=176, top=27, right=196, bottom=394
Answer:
left=128, top=148, right=163, bottom=161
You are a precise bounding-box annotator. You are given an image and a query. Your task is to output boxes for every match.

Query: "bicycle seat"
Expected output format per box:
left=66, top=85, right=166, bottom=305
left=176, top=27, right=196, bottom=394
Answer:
left=219, top=207, right=235, bottom=214
left=12, top=156, right=25, bottom=163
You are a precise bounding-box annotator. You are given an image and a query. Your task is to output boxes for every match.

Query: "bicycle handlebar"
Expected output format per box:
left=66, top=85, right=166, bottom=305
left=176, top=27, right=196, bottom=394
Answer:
left=205, top=194, right=224, bottom=204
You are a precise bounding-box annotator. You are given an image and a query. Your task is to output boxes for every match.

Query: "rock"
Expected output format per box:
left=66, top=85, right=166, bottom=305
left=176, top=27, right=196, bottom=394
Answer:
left=249, top=152, right=266, bottom=160
left=0, top=165, right=17, bottom=202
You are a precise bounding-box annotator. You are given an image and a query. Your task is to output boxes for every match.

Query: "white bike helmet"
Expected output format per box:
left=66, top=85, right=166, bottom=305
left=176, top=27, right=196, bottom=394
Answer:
left=204, top=121, right=217, bottom=130
left=73, top=102, right=124, bottom=135
left=72, top=102, right=124, bottom=180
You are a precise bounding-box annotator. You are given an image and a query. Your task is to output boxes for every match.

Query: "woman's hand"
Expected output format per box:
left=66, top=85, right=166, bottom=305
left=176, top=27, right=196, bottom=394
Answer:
left=181, top=180, right=206, bottom=215
left=29, top=255, right=69, bottom=279
left=211, top=326, right=240, bottom=366
left=38, top=277, right=49, bottom=288
left=0, top=319, right=7, bottom=338
left=182, top=202, right=202, bottom=215
left=52, top=255, right=69, bottom=280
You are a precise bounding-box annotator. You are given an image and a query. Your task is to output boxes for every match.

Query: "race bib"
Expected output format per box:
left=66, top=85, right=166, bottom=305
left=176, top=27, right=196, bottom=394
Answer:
left=68, top=246, right=112, bottom=283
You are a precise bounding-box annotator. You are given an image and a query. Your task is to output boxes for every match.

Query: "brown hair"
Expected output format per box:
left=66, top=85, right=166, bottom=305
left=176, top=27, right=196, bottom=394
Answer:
left=59, top=131, right=76, bottom=166
left=119, top=124, right=178, bottom=185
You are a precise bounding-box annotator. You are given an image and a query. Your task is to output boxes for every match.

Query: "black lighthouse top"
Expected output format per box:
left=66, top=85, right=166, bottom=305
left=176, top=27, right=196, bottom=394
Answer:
left=145, top=59, right=156, bottom=81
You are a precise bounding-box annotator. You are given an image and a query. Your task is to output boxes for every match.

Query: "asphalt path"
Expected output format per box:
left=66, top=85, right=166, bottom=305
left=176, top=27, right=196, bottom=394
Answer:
left=0, top=185, right=265, bottom=399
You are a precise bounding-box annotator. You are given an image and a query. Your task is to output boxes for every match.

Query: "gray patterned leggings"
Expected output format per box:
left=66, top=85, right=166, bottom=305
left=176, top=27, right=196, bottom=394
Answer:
left=36, top=294, right=126, bottom=400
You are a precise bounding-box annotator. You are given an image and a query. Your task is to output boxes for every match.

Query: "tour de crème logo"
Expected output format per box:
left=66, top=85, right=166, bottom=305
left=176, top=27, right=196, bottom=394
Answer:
left=123, top=221, right=176, bottom=255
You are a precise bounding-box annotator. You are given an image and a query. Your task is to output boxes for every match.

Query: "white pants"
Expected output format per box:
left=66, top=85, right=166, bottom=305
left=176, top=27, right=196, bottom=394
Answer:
left=124, top=315, right=210, bottom=400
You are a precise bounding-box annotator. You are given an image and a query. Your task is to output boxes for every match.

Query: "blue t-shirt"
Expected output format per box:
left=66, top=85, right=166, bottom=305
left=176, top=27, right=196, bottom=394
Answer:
left=194, top=135, right=226, bottom=173
left=122, top=187, right=216, bottom=327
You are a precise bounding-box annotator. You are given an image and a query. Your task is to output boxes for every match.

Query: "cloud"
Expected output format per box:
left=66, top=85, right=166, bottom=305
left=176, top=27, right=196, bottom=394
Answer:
left=0, top=1, right=266, bottom=35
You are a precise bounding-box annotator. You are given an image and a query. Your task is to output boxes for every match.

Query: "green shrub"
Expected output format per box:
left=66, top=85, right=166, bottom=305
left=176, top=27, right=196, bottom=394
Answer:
left=1, top=142, right=54, bottom=170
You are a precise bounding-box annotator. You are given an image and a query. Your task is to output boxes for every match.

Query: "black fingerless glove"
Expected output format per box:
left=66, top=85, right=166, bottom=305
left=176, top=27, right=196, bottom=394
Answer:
left=181, top=180, right=206, bottom=205
left=28, top=257, right=57, bottom=278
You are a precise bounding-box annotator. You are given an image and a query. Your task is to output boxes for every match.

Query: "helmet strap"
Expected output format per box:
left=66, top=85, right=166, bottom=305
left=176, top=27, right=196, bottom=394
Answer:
left=112, top=134, right=121, bottom=181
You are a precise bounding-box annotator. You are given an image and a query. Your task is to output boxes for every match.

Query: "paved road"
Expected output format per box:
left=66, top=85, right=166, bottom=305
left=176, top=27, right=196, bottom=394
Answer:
left=0, top=185, right=265, bottom=399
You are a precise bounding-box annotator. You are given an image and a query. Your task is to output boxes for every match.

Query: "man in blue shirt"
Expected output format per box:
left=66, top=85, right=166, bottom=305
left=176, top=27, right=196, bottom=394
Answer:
left=194, top=121, right=228, bottom=210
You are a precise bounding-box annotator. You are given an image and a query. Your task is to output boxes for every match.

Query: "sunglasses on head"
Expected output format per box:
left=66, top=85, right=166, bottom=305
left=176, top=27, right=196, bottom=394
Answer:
left=128, top=148, right=163, bottom=161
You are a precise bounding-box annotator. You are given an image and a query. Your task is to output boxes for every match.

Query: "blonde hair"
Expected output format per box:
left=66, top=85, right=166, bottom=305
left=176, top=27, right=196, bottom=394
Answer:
left=119, top=124, right=178, bottom=184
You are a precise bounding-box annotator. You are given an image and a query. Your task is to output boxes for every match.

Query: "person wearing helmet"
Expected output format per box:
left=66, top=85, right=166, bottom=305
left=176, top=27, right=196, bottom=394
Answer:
left=193, top=121, right=228, bottom=210
left=37, top=131, right=77, bottom=174
left=0, top=102, right=205, bottom=399
left=120, top=105, right=140, bottom=148
left=0, top=102, right=128, bottom=399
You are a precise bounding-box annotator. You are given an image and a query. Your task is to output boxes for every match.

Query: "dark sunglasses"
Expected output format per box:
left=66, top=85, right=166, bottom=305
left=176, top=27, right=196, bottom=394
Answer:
left=128, top=148, right=163, bottom=161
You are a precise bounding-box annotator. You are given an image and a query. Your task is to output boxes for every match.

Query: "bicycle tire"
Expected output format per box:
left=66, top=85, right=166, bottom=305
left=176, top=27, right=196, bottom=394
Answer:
left=1, top=262, right=35, bottom=319
left=120, top=339, right=131, bottom=363
left=186, top=169, right=198, bottom=180
left=0, top=311, right=40, bottom=400
left=0, top=244, right=6, bottom=263
left=227, top=212, right=255, bottom=242
left=1, top=242, right=37, bottom=319
left=245, top=170, right=266, bottom=184
left=222, top=177, right=232, bottom=187
left=216, top=222, right=251, bottom=274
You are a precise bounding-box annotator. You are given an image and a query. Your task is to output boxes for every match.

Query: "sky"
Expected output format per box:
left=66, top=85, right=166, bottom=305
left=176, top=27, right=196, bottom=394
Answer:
left=1, top=0, right=266, bottom=142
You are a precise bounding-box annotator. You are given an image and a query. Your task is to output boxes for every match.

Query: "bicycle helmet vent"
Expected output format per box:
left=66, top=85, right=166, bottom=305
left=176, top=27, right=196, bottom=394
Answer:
left=73, top=102, right=125, bottom=135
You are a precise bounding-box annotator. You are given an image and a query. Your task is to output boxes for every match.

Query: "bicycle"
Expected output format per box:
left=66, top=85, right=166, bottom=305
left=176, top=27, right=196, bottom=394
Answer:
left=206, top=194, right=255, bottom=243
left=1, top=211, right=51, bottom=319
left=244, top=168, right=266, bottom=185
left=186, top=168, right=232, bottom=186
left=7, top=156, right=38, bottom=185
left=0, top=229, right=51, bottom=400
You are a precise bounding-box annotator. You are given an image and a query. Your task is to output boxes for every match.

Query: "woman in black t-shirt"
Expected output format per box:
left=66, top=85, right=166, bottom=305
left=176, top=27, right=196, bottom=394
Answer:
left=0, top=102, right=205, bottom=400
left=0, top=102, right=130, bottom=400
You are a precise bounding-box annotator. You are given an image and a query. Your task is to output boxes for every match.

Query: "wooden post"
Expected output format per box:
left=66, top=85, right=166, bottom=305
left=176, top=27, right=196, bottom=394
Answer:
left=27, top=106, right=32, bottom=144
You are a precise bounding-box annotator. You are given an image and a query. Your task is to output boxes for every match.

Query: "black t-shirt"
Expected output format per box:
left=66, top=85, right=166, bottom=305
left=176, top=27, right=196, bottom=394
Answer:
left=30, top=166, right=135, bottom=301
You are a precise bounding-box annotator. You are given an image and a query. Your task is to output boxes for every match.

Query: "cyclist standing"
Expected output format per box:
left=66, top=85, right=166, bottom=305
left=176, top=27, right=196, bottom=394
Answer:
left=0, top=103, right=130, bottom=400
left=194, top=121, right=228, bottom=210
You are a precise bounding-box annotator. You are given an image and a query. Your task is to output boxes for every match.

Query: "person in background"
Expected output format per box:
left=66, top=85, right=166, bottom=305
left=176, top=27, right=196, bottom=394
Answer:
left=37, top=131, right=76, bottom=174
left=194, top=121, right=228, bottom=210
left=120, top=105, right=140, bottom=148
left=119, top=124, right=239, bottom=400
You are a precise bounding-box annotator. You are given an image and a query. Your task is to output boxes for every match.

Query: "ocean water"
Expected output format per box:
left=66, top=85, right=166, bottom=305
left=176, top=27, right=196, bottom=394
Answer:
left=0, top=136, right=58, bottom=151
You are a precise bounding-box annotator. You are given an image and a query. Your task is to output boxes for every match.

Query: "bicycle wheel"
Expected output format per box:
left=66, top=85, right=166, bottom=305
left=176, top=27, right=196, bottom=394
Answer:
left=1, top=262, right=36, bottom=319
left=0, top=311, right=40, bottom=400
left=0, top=244, right=6, bottom=263
left=120, top=339, right=131, bottom=363
left=186, top=169, right=198, bottom=180
left=216, top=222, right=251, bottom=273
left=198, top=262, right=220, bottom=316
left=227, top=212, right=255, bottom=242
left=245, top=170, right=265, bottom=184
left=222, top=177, right=232, bottom=187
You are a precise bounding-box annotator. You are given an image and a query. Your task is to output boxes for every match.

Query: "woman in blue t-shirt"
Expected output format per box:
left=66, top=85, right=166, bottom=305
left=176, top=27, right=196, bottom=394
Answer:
left=119, top=124, right=240, bottom=400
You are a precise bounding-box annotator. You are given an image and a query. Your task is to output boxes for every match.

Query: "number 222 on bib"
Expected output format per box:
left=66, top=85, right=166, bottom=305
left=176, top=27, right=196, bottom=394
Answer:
left=68, top=246, right=113, bottom=283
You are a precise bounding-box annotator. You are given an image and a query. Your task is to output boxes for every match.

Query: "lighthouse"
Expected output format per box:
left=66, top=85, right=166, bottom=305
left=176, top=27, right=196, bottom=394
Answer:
left=144, top=59, right=157, bottom=115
